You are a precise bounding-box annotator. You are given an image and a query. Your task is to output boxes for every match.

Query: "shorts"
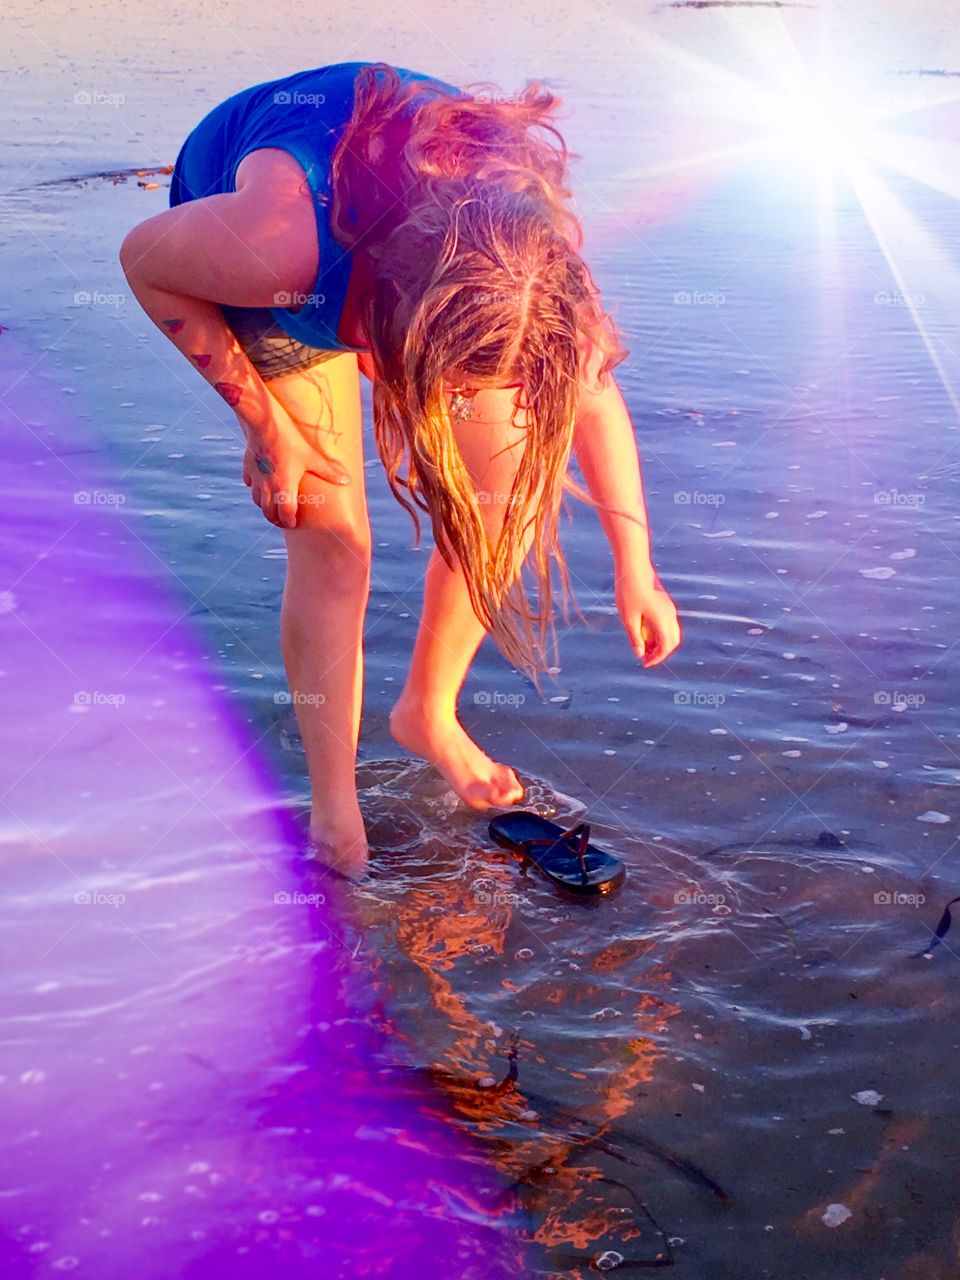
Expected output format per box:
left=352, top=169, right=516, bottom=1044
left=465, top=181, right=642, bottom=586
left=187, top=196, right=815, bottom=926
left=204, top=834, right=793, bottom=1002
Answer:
left=220, top=304, right=339, bottom=381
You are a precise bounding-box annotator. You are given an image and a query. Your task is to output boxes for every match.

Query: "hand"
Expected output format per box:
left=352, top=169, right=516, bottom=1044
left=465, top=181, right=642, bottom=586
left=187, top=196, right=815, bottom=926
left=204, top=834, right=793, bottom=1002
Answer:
left=615, top=566, right=682, bottom=667
left=241, top=424, right=349, bottom=529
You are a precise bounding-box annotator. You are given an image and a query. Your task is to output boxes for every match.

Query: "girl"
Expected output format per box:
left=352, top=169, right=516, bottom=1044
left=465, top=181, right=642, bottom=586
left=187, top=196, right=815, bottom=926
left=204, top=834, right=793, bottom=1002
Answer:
left=120, top=61, right=681, bottom=877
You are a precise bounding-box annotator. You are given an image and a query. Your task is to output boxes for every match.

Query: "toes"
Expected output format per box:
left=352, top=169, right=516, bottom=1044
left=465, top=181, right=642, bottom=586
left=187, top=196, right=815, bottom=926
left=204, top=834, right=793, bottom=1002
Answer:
left=493, top=768, right=524, bottom=806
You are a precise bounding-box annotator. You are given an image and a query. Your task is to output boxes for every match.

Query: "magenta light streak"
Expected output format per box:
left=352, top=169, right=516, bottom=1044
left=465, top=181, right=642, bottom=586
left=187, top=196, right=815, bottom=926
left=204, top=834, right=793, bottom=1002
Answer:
left=0, top=331, right=516, bottom=1278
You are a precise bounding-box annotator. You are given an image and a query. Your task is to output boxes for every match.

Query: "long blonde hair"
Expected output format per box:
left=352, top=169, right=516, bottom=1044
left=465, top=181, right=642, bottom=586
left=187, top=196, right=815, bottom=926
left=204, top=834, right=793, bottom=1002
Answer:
left=330, top=64, right=628, bottom=677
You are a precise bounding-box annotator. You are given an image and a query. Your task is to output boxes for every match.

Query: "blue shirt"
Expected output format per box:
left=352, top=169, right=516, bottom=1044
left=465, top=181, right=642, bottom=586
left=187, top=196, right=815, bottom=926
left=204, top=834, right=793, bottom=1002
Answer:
left=169, top=63, right=462, bottom=351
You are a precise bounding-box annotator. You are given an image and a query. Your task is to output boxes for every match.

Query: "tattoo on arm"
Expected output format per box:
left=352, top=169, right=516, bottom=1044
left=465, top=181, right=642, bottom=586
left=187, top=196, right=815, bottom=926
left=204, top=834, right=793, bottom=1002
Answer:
left=255, top=453, right=275, bottom=476
left=214, top=381, right=242, bottom=407
left=162, top=318, right=185, bottom=333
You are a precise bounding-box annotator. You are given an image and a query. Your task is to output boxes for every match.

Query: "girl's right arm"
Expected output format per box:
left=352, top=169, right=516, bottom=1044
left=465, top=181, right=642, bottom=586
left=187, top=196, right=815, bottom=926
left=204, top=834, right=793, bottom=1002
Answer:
left=119, top=180, right=348, bottom=527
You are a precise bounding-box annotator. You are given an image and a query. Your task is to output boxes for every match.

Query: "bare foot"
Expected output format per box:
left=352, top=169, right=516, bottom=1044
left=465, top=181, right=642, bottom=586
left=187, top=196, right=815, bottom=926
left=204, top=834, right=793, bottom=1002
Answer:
left=390, top=695, right=525, bottom=809
left=308, top=801, right=369, bottom=880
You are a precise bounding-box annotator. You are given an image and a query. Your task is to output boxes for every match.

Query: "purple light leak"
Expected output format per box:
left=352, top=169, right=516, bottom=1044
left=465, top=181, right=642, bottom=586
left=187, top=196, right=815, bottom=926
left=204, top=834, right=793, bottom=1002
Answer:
left=0, top=331, right=517, bottom=1278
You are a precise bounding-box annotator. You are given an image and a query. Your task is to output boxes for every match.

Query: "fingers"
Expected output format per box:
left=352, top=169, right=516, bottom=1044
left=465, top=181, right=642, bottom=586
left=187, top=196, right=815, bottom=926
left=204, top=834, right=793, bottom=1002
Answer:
left=250, top=479, right=295, bottom=530
left=640, top=615, right=682, bottom=668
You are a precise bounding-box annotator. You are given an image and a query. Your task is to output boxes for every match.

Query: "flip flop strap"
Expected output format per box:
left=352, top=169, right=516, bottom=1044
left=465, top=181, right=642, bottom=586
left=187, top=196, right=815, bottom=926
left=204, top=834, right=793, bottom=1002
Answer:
left=523, top=821, right=592, bottom=885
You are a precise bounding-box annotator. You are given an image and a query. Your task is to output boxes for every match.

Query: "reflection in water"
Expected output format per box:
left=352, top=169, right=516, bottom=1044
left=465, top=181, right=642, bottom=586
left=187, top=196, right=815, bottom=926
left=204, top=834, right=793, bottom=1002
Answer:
left=318, top=759, right=960, bottom=1276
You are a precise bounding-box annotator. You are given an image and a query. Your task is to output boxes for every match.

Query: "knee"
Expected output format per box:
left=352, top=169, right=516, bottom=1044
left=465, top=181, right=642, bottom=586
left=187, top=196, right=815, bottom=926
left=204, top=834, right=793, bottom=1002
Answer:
left=284, top=521, right=372, bottom=595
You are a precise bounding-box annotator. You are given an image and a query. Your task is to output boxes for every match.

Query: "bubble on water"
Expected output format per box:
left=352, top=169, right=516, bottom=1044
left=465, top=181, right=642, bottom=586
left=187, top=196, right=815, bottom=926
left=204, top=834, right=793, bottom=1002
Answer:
left=477, top=1075, right=497, bottom=1089
left=515, top=948, right=534, bottom=961
left=852, top=1089, right=882, bottom=1106
left=860, top=567, right=896, bottom=580
left=258, top=1210, right=280, bottom=1224
left=889, top=548, right=916, bottom=560
left=917, top=811, right=950, bottom=824
left=20, top=1070, right=46, bottom=1085
left=872, top=761, right=890, bottom=769
left=821, top=1203, right=853, bottom=1228
left=52, top=1259, right=79, bottom=1272
left=187, top=1161, right=211, bottom=1174
left=824, top=723, right=848, bottom=735
left=592, top=1007, right=621, bottom=1021
left=596, top=1251, right=625, bottom=1270
left=710, top=728, right=728, bottom=735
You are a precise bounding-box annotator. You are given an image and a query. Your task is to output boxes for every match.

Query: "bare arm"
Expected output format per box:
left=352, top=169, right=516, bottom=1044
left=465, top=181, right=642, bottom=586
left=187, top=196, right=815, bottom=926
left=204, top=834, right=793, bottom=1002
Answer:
left=572, top=366, right=681, bottom=666
left=118, top=167, right=347, bottom=526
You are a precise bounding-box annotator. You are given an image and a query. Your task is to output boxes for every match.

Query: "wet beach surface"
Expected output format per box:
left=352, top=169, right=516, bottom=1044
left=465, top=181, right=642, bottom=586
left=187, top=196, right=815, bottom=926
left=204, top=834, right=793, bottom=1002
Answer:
left=2, top=2, right=960, bottom=1275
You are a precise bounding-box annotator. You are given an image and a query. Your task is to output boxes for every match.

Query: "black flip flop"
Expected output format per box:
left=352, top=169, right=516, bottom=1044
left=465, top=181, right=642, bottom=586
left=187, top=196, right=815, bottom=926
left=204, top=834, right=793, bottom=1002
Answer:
left=488, top=811, right=627, bottom=896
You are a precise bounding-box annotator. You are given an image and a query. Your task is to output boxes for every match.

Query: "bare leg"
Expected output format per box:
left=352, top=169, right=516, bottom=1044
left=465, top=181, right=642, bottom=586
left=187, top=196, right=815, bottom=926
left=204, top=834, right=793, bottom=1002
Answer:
left=390, top=387, right=535, bottom=809
left=390, top=546, right=525, bottom=808
left=267, top=355, right=371, bottom=875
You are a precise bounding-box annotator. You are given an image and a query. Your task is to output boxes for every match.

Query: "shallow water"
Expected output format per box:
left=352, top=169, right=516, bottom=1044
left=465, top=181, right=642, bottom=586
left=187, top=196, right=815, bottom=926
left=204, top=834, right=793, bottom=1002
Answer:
left=3, top=2, right=960, bottom=1276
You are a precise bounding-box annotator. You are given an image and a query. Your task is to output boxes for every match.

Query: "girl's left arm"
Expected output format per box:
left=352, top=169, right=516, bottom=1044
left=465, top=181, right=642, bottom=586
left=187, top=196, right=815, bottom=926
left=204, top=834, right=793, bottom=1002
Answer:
left=572, top=371, right=682, bottom=666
